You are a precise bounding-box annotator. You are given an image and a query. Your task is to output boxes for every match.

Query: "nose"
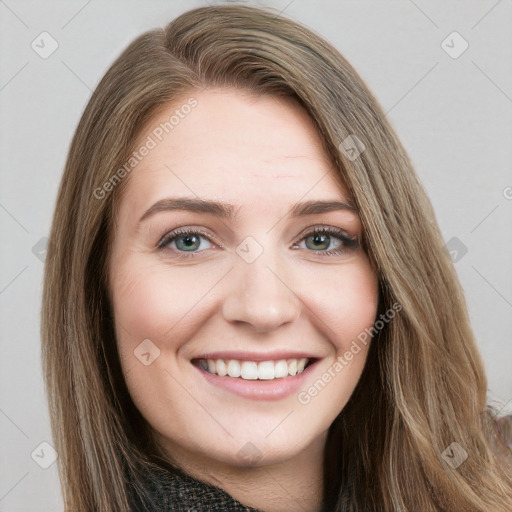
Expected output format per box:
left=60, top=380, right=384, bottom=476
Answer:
left=222, top=249, right=301, bottom=333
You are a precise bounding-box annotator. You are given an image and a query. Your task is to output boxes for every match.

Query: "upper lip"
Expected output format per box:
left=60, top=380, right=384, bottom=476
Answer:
left=193, top=350, right=318, bottom=362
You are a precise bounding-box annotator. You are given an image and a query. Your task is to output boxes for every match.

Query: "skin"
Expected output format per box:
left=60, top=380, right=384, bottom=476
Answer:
left=109, top=88, right=379, bottom=512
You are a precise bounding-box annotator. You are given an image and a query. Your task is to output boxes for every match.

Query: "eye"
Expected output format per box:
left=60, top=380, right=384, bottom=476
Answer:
left=292, top=226, right=359, bottom=256
left=157, top=227, right=215, bottom=257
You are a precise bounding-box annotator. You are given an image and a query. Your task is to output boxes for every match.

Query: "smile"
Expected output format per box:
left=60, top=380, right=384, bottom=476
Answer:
left=198, top=358, right=310, bottom=380
left=193, top=355, right=318, bottom=401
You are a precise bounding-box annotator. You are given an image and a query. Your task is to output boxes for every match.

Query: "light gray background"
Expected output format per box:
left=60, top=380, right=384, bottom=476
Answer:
left=1, top=0, right=511, bottom=510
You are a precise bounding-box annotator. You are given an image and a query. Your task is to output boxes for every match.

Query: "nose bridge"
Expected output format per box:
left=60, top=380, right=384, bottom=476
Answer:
left=221, top=236, right=301, bottom=331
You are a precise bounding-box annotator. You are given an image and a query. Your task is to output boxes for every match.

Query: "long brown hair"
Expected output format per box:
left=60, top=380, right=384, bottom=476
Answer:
left=41, top=5, right=512, bottom=511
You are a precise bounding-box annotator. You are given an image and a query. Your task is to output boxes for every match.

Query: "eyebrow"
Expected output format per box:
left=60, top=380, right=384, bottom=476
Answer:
left=138, top=197, right=358, bottom=224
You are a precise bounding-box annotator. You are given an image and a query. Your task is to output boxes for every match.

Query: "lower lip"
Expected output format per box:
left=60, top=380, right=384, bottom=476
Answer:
left=193, top=360, right=318, bottom=401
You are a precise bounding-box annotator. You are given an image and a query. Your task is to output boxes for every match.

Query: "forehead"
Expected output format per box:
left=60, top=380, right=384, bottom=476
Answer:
left=120, top=88, right=350, bottom=217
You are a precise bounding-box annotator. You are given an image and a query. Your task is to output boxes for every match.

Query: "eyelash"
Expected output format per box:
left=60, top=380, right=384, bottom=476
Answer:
left=157, top=226, right=359, bottom=260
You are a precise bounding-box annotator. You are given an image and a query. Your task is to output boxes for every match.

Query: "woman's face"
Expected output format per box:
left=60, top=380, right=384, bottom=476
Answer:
left=109, top=88, right=379, bottom=470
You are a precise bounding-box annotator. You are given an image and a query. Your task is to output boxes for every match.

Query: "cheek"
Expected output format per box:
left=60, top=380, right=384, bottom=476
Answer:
left=295, top=260, right=379, bottom=414
left=110, top=261, right=169, bottom=355
left=112, top=263, right=173, bottom=344
left=109, top=258, right=213, bottom=423
left=306, top=258, right=379, bottom=352
left=110, top=256, right=230, bottom=364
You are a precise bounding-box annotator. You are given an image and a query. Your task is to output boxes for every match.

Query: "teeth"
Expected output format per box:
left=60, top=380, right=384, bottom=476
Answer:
left=217, top=359, right=227, bottom=377
left=227, top=360, right=241, bottom=378
left=241, top=361, right=258, bottom=380
left=258, top=361, right=275, bottom=380
left=198, top=357, right=310, bottom=380
left=274, top=360, right=288, bottom=378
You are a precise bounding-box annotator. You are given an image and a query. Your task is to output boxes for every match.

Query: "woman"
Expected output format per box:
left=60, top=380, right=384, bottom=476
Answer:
left=41, top=5, right=512, bottom=511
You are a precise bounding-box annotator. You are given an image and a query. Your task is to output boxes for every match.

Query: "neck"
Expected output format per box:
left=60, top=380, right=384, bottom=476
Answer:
left=157, top=432, right=328, bottom=512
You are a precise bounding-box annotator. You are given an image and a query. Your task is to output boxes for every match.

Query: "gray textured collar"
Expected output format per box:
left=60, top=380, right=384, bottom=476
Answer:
left=128, top=463, right=264, bottom=512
